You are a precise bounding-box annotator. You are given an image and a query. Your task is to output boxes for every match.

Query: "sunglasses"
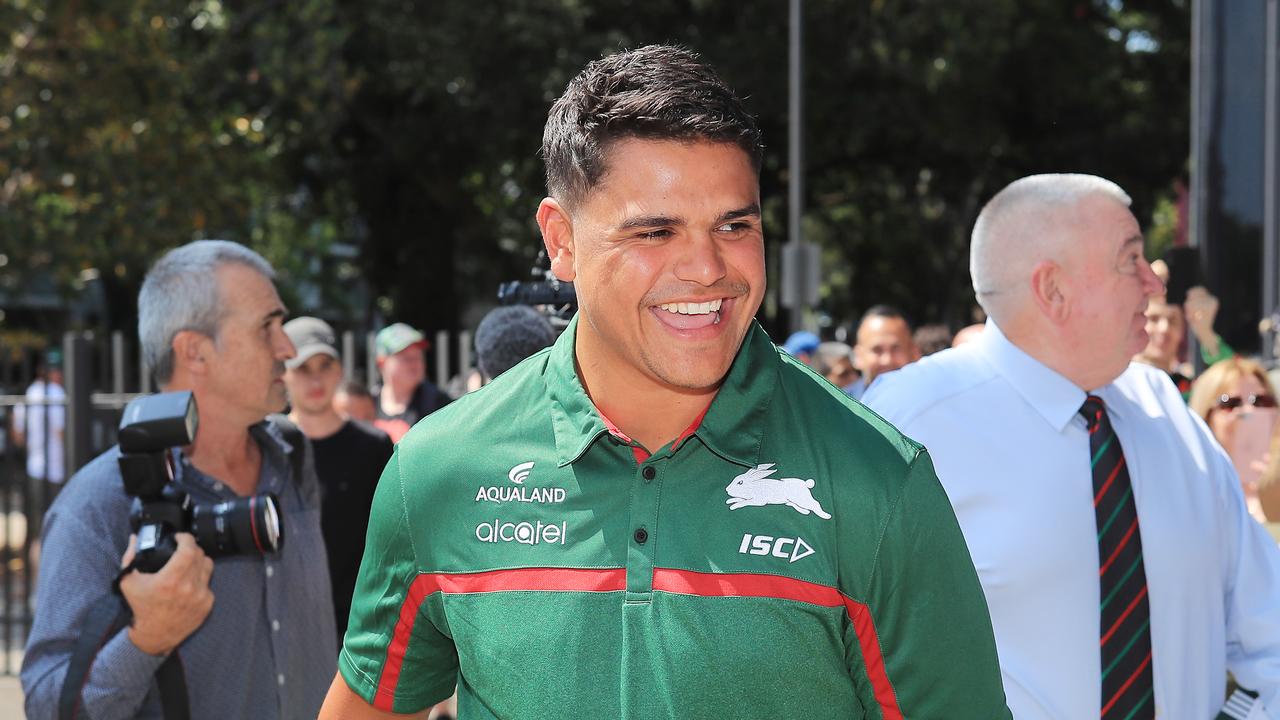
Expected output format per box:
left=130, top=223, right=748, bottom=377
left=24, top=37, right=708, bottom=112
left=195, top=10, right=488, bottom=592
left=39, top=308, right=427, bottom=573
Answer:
left=1216, top=393, right=1279, bottom=411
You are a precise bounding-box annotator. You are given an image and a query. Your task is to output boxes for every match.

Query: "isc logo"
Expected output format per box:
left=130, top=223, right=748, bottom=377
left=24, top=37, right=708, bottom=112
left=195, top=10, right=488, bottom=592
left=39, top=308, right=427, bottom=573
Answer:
left=737, top=533, right=815, bottom=564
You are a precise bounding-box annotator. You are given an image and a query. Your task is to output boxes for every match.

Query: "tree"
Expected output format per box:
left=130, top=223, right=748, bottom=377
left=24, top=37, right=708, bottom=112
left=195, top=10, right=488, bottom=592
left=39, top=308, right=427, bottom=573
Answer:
left=1, top=0, right=1191, bottom=340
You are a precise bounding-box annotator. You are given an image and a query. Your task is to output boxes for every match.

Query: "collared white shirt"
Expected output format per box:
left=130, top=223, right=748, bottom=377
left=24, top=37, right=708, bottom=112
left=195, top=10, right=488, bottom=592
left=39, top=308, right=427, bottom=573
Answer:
left=864, top=320, right=1280, bottom=720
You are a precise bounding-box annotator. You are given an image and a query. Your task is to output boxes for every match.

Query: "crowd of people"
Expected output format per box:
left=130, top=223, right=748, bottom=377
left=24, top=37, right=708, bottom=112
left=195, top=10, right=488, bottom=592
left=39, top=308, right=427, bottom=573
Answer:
left=15, top=43, right=1280, bottom=720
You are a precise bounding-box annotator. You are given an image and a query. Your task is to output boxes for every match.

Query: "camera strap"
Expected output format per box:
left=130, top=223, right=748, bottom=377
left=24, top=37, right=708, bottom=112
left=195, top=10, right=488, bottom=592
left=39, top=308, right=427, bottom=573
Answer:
left=58, top=574, right=191, bottom=720
left=267, top=414, right=308, bottom=491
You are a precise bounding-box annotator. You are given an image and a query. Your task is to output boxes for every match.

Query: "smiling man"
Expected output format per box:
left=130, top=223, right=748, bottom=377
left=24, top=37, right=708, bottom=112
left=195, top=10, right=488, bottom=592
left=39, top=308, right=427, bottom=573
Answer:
left=321, top=45, right=1010, bottom=720
left=864, top=174, right=1280, bottom=719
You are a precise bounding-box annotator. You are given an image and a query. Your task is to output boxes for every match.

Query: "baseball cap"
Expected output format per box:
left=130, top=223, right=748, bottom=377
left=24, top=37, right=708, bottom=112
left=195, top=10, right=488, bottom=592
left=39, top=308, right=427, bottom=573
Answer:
left=376, top=322, right=428, bottom=359
left=283, top=317, right=339, bottom=370
left=782, top=331, right=820, bottom=357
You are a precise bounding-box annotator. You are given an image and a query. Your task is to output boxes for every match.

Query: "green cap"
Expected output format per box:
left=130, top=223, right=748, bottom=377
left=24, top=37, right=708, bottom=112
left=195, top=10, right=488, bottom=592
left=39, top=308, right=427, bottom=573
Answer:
left=376, top=322, right=428, bottom=358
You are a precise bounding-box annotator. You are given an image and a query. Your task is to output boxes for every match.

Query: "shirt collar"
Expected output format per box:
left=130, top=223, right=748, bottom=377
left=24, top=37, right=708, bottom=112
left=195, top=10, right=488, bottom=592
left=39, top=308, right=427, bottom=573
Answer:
left=977, top=319, right=1087, bottom=433
left=545, top=315, right=777, bottom=468
left=173, top=421, right=291, bottom=496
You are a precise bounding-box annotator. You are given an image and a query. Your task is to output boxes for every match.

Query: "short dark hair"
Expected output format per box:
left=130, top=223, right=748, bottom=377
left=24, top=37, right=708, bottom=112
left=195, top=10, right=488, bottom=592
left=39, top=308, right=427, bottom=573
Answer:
left=542, top=44, right=763, bottom=209
left=859, top=304, right=913, bottom=331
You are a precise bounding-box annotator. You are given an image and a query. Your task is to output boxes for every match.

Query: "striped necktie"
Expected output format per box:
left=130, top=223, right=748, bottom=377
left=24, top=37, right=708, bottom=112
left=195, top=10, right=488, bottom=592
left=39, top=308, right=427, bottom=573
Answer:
left=1080, top=395, right=1154, bottom=719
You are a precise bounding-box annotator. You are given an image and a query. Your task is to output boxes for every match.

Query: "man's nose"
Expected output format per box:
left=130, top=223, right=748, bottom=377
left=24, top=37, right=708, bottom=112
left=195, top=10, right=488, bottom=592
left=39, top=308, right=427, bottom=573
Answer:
left=674, top=232, right=728, bottom=286
left=274, top=327, right=297, bottom=361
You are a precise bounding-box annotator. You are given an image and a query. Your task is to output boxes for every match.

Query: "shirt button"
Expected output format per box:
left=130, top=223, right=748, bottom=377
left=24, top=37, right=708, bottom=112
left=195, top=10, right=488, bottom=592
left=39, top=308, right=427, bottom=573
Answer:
left=277, top=673, right=285, bottom=686
left=212, top=481, right=224, bottom=492
left=641, top=466, right=656, bottom=481
left=265, top=565, right=274, bottom=578
left=272, top=619, right=280, bottom=632
left=633, top=527, right=648, bottom=545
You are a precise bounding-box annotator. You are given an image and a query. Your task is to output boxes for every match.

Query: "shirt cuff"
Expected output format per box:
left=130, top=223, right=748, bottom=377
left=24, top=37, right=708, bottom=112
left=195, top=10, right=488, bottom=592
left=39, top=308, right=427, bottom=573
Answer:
left=84, top=628, right=168, bottom=701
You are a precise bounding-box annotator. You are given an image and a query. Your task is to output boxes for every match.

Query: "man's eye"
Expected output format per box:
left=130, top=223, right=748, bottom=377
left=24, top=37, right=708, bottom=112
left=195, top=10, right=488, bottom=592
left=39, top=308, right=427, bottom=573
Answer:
left=639, top=229, right=672, bottom=239
left=716, top=222, right=748, bottom=233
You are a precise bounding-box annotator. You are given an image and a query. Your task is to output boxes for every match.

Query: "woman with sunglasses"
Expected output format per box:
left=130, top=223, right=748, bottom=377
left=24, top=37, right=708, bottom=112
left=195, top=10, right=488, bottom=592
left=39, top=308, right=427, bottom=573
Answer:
left=1189, top=357, right=1280, bottom=522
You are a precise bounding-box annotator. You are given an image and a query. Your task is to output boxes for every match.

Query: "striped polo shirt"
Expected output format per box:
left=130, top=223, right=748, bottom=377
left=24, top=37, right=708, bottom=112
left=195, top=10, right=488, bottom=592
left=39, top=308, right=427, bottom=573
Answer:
left=338, top=317, right=1011, bottom=719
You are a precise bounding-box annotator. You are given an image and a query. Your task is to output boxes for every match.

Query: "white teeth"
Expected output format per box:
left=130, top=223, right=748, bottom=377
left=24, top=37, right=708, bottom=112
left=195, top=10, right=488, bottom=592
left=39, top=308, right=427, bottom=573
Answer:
left=658, top=299, right=723, bottom=315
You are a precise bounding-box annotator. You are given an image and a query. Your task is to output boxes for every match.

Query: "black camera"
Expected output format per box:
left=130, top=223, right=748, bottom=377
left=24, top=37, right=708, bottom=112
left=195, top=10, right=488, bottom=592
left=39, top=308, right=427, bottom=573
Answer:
left=117, top=391, right=283, bottom=573
left=497, top=249, right=577, bottom=326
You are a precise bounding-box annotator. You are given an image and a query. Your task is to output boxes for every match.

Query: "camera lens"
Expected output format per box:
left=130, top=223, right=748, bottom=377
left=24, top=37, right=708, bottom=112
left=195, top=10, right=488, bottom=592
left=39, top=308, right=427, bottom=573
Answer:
left=191, top=493, right=284, bottom=558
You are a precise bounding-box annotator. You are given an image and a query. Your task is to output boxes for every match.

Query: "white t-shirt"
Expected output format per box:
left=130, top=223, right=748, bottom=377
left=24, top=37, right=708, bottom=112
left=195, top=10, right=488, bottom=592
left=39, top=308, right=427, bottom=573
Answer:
left=14, top=380, right=66, bottom=483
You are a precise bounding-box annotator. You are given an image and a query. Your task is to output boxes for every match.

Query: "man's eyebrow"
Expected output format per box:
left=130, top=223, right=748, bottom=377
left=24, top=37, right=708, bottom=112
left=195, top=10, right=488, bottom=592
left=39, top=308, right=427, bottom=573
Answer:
left=715, top=203, right=761, bottom=223
left=617, top=214, right=684, bottom=231
left=1122, top=233, right=1145, bottom=249
left=263, top=307, right=287, bottom=323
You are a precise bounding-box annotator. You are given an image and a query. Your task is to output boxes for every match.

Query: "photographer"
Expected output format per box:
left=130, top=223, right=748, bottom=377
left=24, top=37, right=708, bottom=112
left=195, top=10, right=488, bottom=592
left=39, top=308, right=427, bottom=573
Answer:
left=21, top=240, right=336, bottom=719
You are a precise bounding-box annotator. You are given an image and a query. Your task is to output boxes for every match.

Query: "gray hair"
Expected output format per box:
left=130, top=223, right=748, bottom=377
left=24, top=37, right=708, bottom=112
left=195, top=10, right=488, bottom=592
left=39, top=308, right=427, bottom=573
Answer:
left=970, top=173, right=1131, bottom=321
left=812, top=342, right=854, bottom=377
left=138, top=240, right=275, bottom=385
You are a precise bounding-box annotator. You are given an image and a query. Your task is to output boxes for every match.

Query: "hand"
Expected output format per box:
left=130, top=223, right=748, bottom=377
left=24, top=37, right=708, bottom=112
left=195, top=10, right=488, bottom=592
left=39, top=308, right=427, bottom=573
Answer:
left=1184, top=286, right=1220, bottom=342
left=118, top=533, right=215, bottom=656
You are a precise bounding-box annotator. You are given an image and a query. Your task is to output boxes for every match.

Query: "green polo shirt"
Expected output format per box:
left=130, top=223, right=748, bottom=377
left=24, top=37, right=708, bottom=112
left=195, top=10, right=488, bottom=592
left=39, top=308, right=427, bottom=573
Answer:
left=339, top=317, right=1010, bottom=719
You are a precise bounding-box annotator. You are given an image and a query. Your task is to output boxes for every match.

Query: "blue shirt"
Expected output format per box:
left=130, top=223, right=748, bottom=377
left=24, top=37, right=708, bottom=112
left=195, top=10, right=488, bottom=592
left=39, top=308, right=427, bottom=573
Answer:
left=21, top=419, right=337, bottom=719
left=864, top=320, right=1280, bottom=719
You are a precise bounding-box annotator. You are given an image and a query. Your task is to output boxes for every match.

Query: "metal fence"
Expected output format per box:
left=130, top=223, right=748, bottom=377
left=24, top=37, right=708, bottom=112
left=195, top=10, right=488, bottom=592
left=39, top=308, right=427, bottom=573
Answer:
left=0, top=327, right=472, bottom=676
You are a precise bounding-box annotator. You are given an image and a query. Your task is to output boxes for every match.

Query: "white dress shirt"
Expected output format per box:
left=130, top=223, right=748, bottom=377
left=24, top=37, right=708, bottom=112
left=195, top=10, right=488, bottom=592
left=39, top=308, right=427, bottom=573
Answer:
left=863, top=320, right=1280, bottom=720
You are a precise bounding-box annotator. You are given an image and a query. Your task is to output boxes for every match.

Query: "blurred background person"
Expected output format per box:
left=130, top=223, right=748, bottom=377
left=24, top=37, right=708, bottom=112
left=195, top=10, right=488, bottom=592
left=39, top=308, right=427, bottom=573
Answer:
left=333, top=380, right=378, bottom=423
left=444, top=306, right=559, bottom=397
left=284, top=317, right=394, bottom=640
left=12, top=349, right=66, bottom=550
left=913, top=323, right=953, bottom=357
left=811, top=341, right=859, bottom=391
left=1136, top=259, right=1234, bottom=398
left=1189, top=357, right=1280, bottom=524
left=781, top=330, right=821, bottom=366
left=952, top=323, right=986, bottom=348
left=1135, top=289, right=1191, bottom=392
left=849, top=305, right=920, bottom=399
left=474, top=306, right=556, bottom=383
left=372, top=322, right=451, bottom=442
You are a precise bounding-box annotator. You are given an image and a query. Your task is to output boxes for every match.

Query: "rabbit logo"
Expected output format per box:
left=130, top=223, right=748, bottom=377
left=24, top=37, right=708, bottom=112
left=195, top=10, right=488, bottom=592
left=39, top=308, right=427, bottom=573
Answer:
left=725, top=464, right=831, bottom=519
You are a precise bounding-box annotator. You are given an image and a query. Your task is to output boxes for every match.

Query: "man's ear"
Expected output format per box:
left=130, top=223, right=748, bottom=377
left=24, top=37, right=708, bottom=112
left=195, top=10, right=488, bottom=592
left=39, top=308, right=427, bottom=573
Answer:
left=1029, top=260, right=1069, bottom=325
left=171, top=330, right=212, bottom=377
left=536, top=197, right=576, bottom=283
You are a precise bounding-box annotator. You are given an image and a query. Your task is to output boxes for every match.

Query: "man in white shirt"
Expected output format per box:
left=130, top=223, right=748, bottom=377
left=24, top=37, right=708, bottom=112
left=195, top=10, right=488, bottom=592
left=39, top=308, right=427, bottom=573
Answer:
left=864, top=173, right=1280, bottom=720
left=14, top=354, right=67, bottom=485
left=13, top=353, right=67, bottom=541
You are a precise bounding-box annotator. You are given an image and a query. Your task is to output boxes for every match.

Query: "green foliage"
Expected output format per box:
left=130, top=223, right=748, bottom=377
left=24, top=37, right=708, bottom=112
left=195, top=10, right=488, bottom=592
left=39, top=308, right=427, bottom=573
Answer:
left=1, top=0, right=1191, bottom=336
left=1145, top=192, right=1180, bottom=262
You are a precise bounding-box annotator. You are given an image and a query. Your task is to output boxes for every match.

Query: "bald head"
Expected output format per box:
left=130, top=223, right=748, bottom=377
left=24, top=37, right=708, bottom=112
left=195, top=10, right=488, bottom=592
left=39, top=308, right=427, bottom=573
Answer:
left=967, top=173, right=1164, bottom=391
left=970, top=174, right=1132, bottom=324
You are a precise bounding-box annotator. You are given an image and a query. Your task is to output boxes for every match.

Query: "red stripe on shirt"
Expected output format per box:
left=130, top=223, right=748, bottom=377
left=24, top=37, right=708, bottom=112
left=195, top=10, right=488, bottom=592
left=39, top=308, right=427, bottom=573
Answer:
left=373, top=568, right=627, bottom=709
left=653, top=568, right=904, bottom=720
left=597, top=402, right=711, bottom=463
left=373, top=573, right=437, bottom=711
